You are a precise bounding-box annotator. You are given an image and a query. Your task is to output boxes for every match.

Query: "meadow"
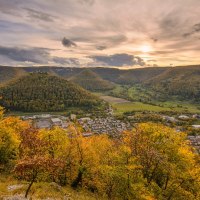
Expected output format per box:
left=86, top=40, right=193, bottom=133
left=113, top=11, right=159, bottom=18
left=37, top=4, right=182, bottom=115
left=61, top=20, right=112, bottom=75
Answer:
left=96, top=92, right=200, bottom=115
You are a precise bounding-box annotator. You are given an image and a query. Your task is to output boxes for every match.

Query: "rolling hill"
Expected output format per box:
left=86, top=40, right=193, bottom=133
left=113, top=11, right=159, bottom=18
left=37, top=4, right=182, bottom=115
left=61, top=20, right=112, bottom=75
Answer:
left=92, top=67, right=169, bottom=84
left=0, top=73, right=102, bottom=112
left=145, top=65, right=200, bottom=101
left=0, top=65, right=200, bottom=102
left=70, top=69, right=115, bottom=91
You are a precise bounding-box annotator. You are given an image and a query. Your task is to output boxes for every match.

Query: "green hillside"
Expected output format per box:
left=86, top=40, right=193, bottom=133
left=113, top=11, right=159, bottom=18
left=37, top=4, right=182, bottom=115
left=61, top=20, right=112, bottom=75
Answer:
left=1, top=65, right=200, bottom=103
left=0, top=73, right=102, bottom=112
left=111, top=67, right=168, bottom=84
left=145, top=65, right=200, bottom=102
left=70, top=69, right=115, bottom=91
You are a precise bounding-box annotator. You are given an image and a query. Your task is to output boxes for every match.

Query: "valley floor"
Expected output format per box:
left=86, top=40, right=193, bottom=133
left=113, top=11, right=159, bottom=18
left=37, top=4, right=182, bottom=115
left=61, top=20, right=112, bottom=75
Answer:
left=96, top=93, right=200, bottom=115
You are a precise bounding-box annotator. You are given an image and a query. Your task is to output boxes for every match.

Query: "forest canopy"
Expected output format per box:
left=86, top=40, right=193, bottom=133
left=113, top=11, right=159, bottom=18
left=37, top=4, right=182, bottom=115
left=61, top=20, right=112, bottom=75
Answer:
left=0, top=107, right=199, bottom=199
left=0, top=73, right=102, bottom=112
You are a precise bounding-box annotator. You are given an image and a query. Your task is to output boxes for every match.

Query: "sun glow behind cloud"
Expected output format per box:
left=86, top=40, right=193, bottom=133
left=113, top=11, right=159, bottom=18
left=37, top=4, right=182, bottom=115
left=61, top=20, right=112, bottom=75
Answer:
left=140, top=45, right=152, bottom=53
left=0, top=0, right=200, bottom=68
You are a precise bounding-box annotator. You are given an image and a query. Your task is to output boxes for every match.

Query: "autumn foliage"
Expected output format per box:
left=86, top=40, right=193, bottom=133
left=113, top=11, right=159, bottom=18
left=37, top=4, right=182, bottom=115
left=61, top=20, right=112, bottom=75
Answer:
left=0, top=108, right=200, bottom=199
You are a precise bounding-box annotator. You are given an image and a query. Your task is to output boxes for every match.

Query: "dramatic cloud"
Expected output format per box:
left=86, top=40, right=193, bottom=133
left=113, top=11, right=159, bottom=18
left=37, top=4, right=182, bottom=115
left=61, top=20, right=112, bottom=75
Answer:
left=0, top=0, right=200, bottom=67
left=62, top=37, right=77, bottom=48
left=90, top=54, right=145, bottom=67
left=24, top=8, right=55, bottom=22
left=0, top=46, right=50, bottom=63
left=183, top=23, right=200, bottom=37
left=0, top=46, right=82, bottom=66
left=53, top=57, right=80, bottom=66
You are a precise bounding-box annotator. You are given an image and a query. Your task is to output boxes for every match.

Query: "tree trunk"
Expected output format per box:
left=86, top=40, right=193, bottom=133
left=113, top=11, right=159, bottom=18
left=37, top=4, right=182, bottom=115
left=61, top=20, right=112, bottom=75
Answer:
left=25, top=173, right=37, bottom=198
left=71, top=169, right=83, bottom=188
left=25, top=178, right=35, bottom=198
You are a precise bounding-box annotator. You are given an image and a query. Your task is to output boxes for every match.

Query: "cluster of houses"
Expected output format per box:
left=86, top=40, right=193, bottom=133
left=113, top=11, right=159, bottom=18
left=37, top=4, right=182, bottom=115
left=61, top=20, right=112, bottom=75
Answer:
left=78, top=117, right=131, bottom=136
left=21, top=114, right=72, bottom=129
left=21, top=113, right=131, bottom=137
left=163, top=114, right=200, bottom=123
left=162, top=114, right=200, bottom=127
left=20, top=112, right=200, bottom=153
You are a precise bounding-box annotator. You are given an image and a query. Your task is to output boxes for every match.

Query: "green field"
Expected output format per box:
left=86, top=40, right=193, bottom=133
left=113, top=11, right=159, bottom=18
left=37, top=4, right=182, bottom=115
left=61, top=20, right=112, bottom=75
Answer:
left=98, top=85, right=200, bottom=115
left=112, top=102, right=200, bottom=115
left=95, top=92, right=200, bottom=114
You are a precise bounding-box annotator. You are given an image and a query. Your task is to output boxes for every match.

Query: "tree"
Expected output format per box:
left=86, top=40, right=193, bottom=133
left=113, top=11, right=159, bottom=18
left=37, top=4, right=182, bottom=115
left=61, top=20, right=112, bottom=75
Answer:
left=123, top=123, right=200, bottom=200
left=0, top=107, right=28, bottom=169
left=14, top=128, right=64, bottom=198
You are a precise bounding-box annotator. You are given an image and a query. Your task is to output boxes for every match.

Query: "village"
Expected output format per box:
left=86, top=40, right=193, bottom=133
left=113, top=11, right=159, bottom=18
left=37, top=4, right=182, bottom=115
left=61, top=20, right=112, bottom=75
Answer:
left=20, top=110, right=200, bottom=153
left=78, top=117, right=131, bottom=137
left=21, top=113, right=131, bottom=137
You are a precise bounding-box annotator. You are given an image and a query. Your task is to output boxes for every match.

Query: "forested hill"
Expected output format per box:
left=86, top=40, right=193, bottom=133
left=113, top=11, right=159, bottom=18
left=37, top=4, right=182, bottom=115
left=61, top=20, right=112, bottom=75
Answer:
left=0, top=73, right=102, bottom=112
left=145, top=65, right=200, bottom=101
left=1, top=65, right=200, bottom=102
left=0, top=66, right=169, bottom=85
left=70, top=69, right=115, bottom=91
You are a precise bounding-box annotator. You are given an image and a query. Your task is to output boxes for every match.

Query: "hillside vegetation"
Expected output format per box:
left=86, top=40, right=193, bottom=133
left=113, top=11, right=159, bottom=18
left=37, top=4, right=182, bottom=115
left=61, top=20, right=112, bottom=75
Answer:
left=1, top=65, right=200, bottom=103
left=145, top=65, right=200, bottom=102
left=70, top=69, right=115, bottom=91
left=0, top=109, right=200, bottom=199
left=0, top=73, right=102, bottom=112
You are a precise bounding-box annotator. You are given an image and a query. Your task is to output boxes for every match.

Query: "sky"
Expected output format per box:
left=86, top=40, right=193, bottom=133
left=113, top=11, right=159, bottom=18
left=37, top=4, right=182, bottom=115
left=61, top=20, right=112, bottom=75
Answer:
left=0, top=0, right=200, bottom=68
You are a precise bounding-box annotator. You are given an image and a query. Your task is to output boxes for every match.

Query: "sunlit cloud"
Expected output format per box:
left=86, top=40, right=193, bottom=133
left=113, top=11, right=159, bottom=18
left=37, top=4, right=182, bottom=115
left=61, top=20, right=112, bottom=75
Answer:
left=0, top=0, right=200, bottom=67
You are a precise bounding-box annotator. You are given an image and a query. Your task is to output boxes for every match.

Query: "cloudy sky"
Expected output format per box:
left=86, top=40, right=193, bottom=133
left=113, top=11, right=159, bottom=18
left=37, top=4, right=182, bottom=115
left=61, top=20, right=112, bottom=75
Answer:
left=0, top=0, right=200, bottom=68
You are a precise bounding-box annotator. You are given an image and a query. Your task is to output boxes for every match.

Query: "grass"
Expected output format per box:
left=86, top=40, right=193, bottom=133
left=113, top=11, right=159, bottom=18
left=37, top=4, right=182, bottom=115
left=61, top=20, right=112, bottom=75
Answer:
left=111, top=102, right=200, bottom=115
left=98, top=85, right=200, bottom=115
left=99, top=95, right=130, bottom=103
left=112, top=102, right=171, bottom=115
left=0, top=175, right=104, bottom=200
left=95, top=91, right=200, bottom=115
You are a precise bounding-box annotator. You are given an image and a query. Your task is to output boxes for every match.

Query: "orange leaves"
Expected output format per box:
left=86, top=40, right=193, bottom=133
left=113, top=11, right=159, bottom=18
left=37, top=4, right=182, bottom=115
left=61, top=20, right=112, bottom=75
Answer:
left=1, top=118, right=199, bottom=199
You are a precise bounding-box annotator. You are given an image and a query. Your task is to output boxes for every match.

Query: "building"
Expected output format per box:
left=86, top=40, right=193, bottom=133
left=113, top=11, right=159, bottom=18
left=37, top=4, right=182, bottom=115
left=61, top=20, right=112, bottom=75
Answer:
left=35, top=120, right=51, bottom=129
left=192, top=125, right=200, bottom=129
left=163, top=116, right=177, bottom=122
left=82, top=132, right=93, bottom=137
left=62, top=122, right=69, bottom=129
left=70, top=114, right=76, bottom=120
left=51, top=118, right=62, bottom=126
left=178, top=115, right=189, bottom=120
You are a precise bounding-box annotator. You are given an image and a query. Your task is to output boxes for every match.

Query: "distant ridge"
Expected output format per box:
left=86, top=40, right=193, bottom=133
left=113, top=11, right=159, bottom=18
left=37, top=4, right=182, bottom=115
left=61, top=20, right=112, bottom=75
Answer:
left=70, top=69, right=115, bottom=91
left=1, top=65, right=200, bottom=102
left=0, top=66, right=26, bottom=85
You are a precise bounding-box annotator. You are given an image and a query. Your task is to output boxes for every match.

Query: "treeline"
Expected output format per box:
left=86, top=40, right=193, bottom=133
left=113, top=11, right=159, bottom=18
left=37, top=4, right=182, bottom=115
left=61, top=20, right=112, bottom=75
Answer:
left=0, top=73, right=102, bottom=112
left=147, top=81, right=200, bottom=102
left=0, top=107, right=200, bottom=199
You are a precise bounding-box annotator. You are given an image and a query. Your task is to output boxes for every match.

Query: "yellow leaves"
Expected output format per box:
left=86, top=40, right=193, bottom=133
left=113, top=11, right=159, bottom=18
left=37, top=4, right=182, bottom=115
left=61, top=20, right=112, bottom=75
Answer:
left=1, top=116, right=29, bottom=133
left=39, top=127, right=70, bottom=159
left=0, top=114, right=29, bottom=165
left=178, top=145, right=195, bottom=162
left=0, top=106, right=4, bottom=119
left=1, top=116, right=199, bottom=199
left=0, top=117, right=29, bottom=149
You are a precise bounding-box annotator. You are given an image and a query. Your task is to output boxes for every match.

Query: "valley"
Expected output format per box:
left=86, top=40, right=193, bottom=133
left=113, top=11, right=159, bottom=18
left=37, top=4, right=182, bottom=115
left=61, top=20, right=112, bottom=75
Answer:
left=0, top=66, right=200, bottom=199
left=1, top=1, right=200, bottom=199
